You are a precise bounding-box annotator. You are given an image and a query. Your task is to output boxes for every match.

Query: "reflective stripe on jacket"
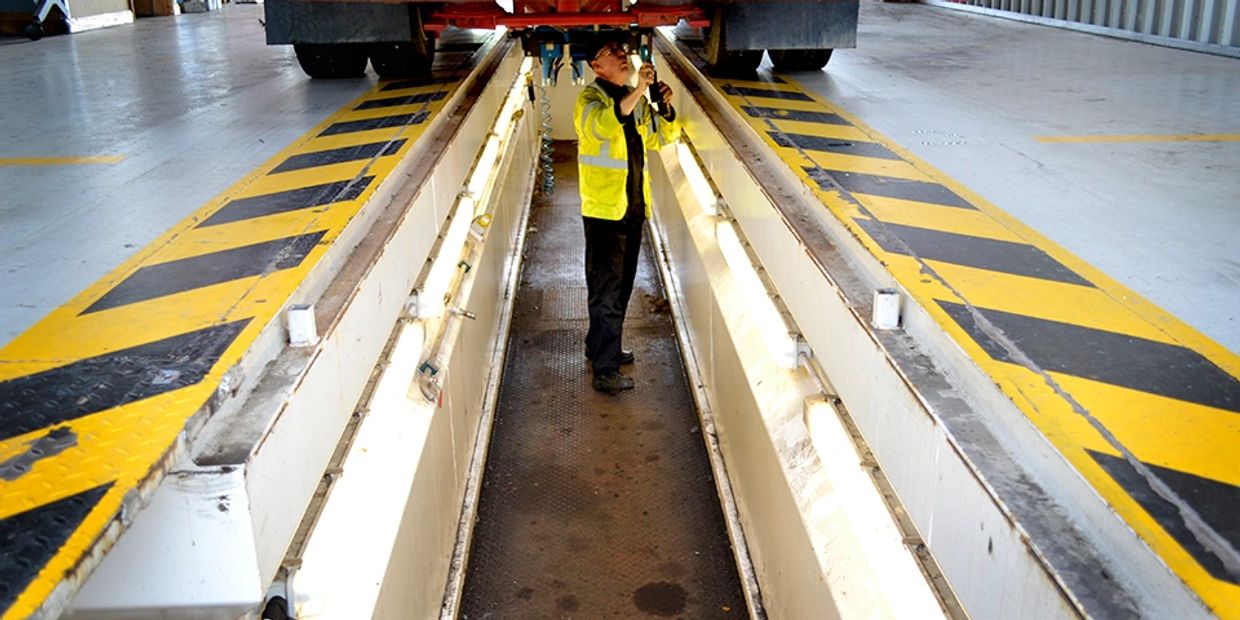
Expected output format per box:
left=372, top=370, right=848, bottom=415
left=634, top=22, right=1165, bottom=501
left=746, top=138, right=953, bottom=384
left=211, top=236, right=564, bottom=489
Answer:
left=574, top=80, right=681, bottom=221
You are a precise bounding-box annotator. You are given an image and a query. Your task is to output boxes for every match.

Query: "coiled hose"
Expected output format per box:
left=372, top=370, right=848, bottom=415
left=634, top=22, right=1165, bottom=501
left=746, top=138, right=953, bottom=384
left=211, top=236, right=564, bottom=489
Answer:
left=538, top=83, right=555, bottom=195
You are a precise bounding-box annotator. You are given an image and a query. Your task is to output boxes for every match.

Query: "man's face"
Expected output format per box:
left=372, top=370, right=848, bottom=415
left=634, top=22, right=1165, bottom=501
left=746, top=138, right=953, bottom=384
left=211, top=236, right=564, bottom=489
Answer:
left=590, top=42, right=631, bottom=84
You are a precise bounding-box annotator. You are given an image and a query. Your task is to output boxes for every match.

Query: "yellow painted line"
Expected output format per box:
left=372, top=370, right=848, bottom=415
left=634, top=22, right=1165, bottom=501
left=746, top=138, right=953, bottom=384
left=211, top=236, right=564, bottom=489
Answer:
left=802, top=151, right=928, bottom=182
left=262, top=160, right=384, bottom=181
left=758, top=118, right=871, bottom=143
left=369, top=81, right=459, bottom=96
left=1036, top=133, right=1240, bottom=143
left=315, top=123, right=428, bottom=144
left=308, top=130, right=429, bottom=152
left=171, top=214, right=343, bottom=257
left=923, top=261, right=1180, bottom=343
left=816, top=188, right=867, bottom=220
left=1055, top=375, right=1240, bottom=487
left=720, top=95, right=825, bottom=114
left=334, top=101, right=450, bottom=122
left=0, top=51, right=481, bottom=618
left=711, top=69, right=1240, bottom=617
left=239, top=169, right=362, bottom=197
left=717, top=76, right=805, bottom=91
left=851, top=194, right=1027, bottom=243
left=5, top=274, right=307, bottom=371
left=0, top=156, right=125, bottom=166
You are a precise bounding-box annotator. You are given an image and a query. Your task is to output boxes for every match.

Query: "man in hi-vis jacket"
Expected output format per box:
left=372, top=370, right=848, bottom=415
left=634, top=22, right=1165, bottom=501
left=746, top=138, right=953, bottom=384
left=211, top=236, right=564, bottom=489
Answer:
left=575, top=37, right=681, bottom=395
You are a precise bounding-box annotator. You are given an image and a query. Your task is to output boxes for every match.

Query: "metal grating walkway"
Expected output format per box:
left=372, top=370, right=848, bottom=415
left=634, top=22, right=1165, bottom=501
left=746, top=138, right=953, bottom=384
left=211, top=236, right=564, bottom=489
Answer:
left=459, top=143, right=747, bottom=619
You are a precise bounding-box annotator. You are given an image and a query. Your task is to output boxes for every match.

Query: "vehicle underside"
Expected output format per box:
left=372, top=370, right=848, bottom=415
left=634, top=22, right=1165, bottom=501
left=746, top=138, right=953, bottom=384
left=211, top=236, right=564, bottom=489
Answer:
left=264, top=0, right=860, bottom=78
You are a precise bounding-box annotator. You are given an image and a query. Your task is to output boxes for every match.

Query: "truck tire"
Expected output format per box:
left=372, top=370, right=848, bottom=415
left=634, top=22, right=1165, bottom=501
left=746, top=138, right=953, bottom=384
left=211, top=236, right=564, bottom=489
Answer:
left=294, top=43, right=368, bottom=79
left=370, top=6, right=436, bottom=79
left=260, top=596, right=290, bottom=620
left=703, top=8, right=762, bottom=76
left=25, top=21, right=44, bottom=41
left=371, top=40, right=436, bottom=78
left=770, top=49, right=833, bottom=72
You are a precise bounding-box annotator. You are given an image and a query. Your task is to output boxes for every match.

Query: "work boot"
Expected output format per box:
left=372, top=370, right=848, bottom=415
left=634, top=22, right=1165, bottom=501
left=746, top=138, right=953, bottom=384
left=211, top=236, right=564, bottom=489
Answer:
left=592, top=370, right=635, bottom=395
left=583, top=349, right=635, bottom=365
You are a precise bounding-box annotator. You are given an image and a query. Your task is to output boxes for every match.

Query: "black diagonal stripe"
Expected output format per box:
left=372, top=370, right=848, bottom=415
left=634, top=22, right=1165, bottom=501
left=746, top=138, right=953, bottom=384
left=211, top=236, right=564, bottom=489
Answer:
left=741, top=105, right=849, bottom=126
left=0, top=320, right=249, bottom=443
left=855, top=219, right=1091, bottom=285
left=381, top=74, right=463, bottom=91
left=804, top=167, right=976, bottom=210
left=1088, top=451, right=1240, bottom=585
left=0, top=482, right=114, bottom=610
left=198, top=177, right=374, bottom=228
left=319, top=112, right=430, bottom=136
left=938, top=301, right=1240, bottom=412
left=721, top=85, right=813, bottom=101
left=270, top=140, right=406, bottom=174
left=83, top=231, right=326, bottom=314
left=771, top=132, right=900, bottom=160
left=355, top=91, right=448, bottom=110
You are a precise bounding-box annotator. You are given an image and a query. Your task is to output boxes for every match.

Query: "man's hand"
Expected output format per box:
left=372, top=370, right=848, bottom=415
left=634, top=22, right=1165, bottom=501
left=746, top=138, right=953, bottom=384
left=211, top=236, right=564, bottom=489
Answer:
left=636, top=64, right=656, bottom=89
left=656, top=81, right=673, bottom=105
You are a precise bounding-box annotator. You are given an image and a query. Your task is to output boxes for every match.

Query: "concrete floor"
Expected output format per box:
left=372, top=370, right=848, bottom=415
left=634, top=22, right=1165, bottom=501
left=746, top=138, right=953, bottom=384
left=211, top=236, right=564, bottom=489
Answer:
left=0, top=5, right=375, bottom=346
left=790, top=2, right=1240, bottom=352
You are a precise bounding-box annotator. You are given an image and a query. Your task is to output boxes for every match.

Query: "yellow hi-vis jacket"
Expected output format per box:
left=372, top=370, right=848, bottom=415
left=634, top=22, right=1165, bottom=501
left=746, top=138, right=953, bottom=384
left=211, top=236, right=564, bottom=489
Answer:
left=574, top=80, right=681, bottom=221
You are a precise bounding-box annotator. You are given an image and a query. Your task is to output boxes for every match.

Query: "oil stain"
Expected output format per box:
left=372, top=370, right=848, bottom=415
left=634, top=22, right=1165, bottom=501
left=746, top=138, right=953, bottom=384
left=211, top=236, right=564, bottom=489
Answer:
left=556, top=594, right=580, bottom=612
left=633, top=581, right=687, bottom=617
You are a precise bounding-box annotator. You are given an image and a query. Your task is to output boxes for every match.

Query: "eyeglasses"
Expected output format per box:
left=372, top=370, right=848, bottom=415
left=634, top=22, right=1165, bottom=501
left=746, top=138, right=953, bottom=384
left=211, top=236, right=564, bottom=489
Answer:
left=593, top=43, right=630, bottom=61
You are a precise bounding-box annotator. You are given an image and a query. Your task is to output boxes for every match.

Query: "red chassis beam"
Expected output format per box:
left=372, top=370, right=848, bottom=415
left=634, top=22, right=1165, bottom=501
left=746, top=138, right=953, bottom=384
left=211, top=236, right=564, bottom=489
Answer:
left=424, top=2, right=709, bottom=31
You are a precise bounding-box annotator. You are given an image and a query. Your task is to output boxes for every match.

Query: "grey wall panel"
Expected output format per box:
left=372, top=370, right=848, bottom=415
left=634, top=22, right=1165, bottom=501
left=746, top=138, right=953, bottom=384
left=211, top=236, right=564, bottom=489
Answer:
left=929, top=0, right=1239, bottom=52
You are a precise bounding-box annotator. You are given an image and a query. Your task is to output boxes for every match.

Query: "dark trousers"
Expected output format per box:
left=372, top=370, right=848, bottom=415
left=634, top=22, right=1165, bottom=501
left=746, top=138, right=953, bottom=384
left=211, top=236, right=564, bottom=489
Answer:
left=583, top=216, right=644, bottom=375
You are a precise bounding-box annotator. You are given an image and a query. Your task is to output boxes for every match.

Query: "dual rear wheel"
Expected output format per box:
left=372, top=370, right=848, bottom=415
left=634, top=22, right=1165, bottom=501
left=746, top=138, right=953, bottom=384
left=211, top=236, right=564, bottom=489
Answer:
left=703, top=7, right=833, bottom=76
left=768, top=48, right=834, bottom=72
left=702, top=9, right=763, bottom=76
left=370, top=40, right=436, bottom=79
left=294, top=40, right=437, bottom=79
left=293, top=5, right=436, bottom=79
left=293, top=43, right=368, bottom=79
left=704, top=44, right=834, bottom=76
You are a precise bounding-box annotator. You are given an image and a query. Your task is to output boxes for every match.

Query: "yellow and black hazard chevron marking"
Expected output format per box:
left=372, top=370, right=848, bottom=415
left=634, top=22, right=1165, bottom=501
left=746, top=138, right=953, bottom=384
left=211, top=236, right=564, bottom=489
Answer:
left=673, top=45, right=1240, bottom=617
left=0, top=38, right=492, bottom=619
